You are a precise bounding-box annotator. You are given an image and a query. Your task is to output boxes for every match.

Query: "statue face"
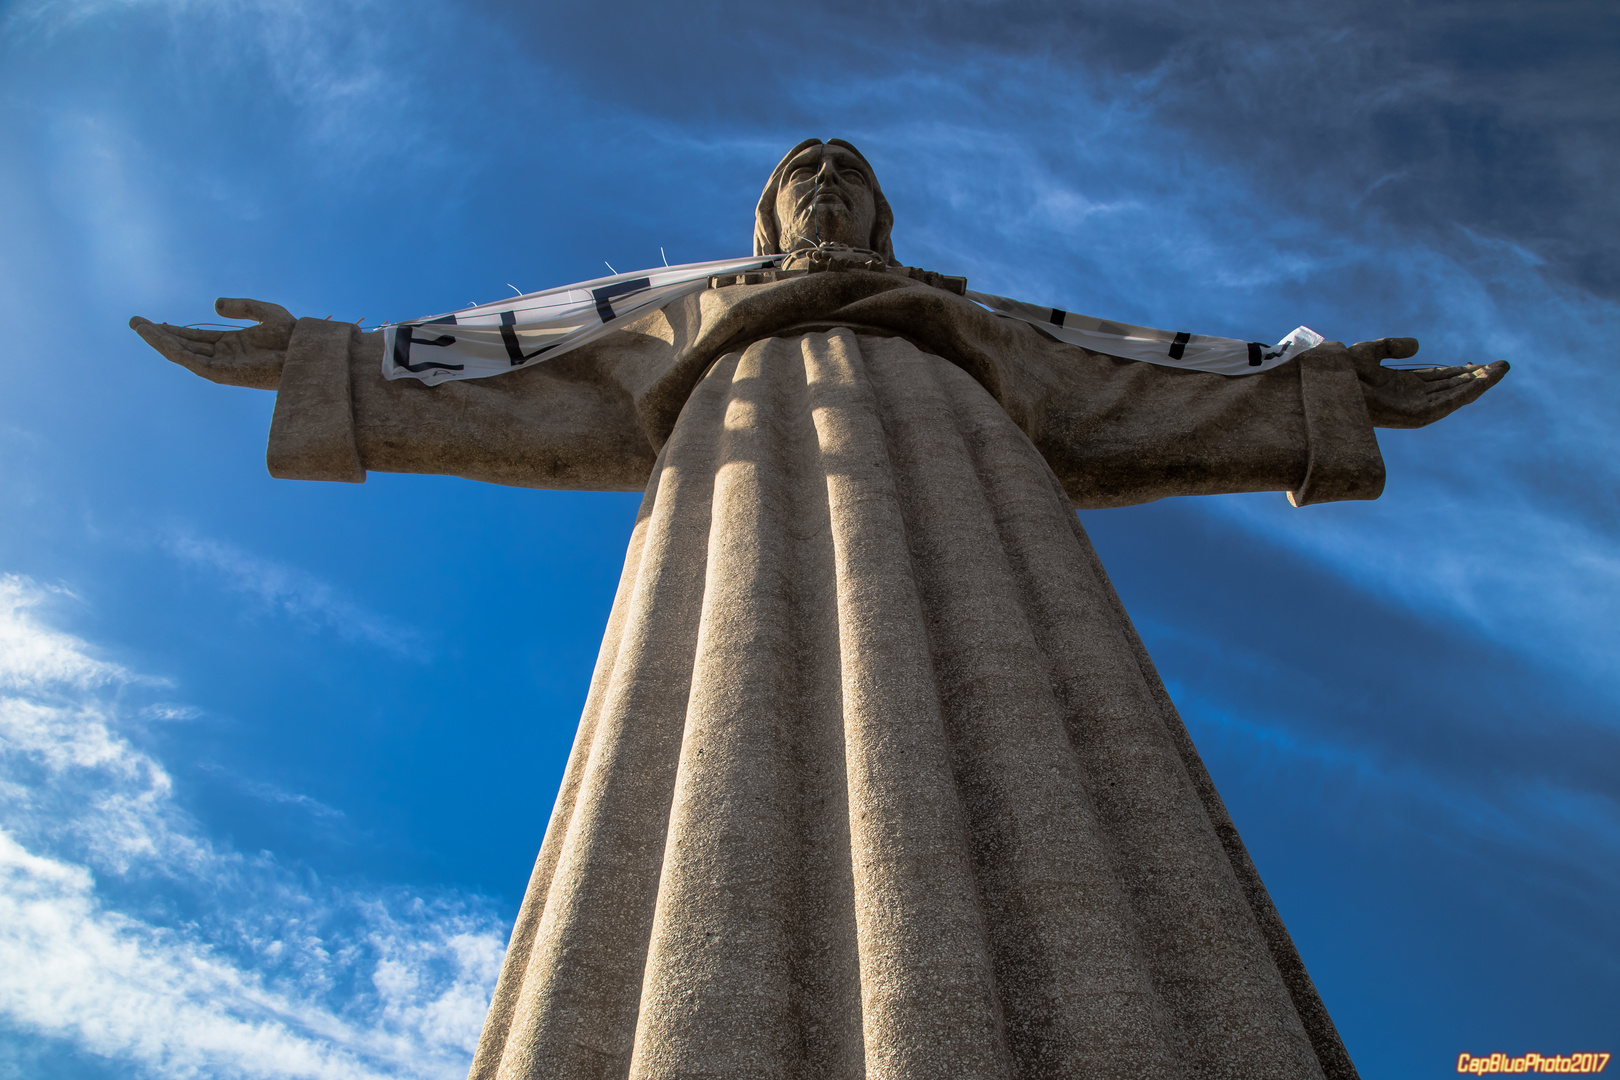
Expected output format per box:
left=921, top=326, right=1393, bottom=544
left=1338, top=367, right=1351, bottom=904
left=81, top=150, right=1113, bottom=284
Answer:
left=773, top=144, right=878, bottom=251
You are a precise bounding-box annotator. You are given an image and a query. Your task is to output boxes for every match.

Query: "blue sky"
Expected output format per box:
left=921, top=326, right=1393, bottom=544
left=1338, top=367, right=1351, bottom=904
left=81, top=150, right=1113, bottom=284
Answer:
left=1, top=1, right=1615, bottom=1077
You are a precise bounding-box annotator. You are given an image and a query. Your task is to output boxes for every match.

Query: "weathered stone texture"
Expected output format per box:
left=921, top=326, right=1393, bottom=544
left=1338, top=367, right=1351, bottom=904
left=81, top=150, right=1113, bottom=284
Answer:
left=255, top=277, right=1369, bottom=1077
left=121, top=134, right=1522, bottom=1080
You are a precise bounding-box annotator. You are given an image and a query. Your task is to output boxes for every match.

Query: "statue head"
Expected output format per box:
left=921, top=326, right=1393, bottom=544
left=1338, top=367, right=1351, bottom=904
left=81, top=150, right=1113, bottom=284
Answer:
left=755, top=138, right=897, bottom=264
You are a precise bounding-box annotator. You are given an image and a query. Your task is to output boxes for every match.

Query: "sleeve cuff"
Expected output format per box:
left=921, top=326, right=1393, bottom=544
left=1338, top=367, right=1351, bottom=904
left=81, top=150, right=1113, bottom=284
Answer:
left=266, top=318, right=365, bottom=484
left=1288, top=343, right=1385, bottom=507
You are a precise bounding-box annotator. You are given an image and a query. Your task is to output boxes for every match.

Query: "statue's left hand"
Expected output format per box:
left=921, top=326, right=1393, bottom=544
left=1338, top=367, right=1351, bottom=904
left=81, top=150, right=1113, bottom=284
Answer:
left=1349, top=337, right=1509, bottom=429
left=129, top=298, right=296, bottom=390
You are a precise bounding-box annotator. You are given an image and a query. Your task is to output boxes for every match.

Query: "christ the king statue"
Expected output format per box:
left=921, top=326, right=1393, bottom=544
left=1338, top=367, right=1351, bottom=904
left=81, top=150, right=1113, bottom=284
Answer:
left=133, top=138, right=1506, bottom=1080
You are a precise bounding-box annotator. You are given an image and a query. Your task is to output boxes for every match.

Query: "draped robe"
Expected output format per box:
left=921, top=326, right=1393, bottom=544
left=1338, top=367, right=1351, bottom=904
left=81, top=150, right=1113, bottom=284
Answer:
left=265, top=269, right=1381, bottom=1080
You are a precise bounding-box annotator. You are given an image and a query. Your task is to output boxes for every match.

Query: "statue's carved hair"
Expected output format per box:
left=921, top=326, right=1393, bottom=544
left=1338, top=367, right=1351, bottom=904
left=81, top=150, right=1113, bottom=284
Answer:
left=754, top=138, right=897, bottom=265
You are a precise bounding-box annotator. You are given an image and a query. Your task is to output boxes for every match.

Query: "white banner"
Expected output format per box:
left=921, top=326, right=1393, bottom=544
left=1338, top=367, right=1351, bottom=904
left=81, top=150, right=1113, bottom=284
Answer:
left=381, top=255, right=783, bottom=385
left=965, top=290, right=1323, bottom=376
left=382, top=256, right=1322, bottom=384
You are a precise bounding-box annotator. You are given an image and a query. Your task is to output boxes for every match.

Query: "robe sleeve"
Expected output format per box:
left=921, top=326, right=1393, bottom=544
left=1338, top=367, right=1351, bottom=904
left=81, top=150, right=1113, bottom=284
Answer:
left=264, top=316, right=672, bottom=492
left=1008, top=331, right=1385, bottom=509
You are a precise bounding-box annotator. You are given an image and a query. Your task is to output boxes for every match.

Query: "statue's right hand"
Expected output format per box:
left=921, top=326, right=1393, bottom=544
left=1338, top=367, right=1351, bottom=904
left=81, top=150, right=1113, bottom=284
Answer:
left=130, top=298, right=296, bottom=390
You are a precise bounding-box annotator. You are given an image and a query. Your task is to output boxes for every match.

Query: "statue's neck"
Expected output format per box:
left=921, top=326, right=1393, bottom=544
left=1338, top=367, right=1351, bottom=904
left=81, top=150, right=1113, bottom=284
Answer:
left=780, top=242, right=887, bottom=274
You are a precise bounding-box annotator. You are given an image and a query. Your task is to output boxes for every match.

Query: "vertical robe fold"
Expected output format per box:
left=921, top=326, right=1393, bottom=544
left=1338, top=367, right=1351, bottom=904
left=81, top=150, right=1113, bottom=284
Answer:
left=263, top=271, right=1378, bottom=1079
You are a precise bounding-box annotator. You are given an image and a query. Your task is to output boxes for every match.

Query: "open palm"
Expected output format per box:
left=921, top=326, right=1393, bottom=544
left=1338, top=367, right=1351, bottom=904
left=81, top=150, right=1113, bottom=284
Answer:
left=129, top=298, right=295, bottom=390
left=1348, top=337, right=1509, bottom=429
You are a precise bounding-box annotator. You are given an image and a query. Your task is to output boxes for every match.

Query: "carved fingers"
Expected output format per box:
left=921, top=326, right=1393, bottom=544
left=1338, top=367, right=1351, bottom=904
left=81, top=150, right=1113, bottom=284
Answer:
left=128, top=297, right=294, bottom=390
left=1424, top=358, right=1508, bottom=413
left=1348, top=337, right=1419, bottom=388
left=1349, top=337, right=1420, bottom=363
left=1362, top=356, right=1510, bottom=429
left=129, top=318, right=224, bottom=379
left=1343, top=335, right=1508, bottom=427
left=215, top=297, right=295, bottom=333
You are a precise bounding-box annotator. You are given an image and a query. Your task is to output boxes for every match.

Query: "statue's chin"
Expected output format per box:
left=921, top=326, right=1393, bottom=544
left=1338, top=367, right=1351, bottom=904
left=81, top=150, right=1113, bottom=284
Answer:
left=782, top=206, right=873, bottom=251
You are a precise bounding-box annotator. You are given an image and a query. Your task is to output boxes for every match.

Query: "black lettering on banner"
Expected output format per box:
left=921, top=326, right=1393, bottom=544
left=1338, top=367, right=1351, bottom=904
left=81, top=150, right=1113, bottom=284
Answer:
left=1049, top=308, right=1067, bottom=327
left=500, top=310, right=561, bottom=366
left=1247, top=342, right=1264, bottom=366
left=1168, top=331, right=1191, bottom=360
left=592, top=278, right=652, bottom=323
left=391, top=315, right=464, bottom=373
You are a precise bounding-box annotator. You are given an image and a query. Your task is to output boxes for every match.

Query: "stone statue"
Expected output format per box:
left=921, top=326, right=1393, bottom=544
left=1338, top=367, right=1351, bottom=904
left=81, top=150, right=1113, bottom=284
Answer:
left=132, top=138, right=1506, bottom=1080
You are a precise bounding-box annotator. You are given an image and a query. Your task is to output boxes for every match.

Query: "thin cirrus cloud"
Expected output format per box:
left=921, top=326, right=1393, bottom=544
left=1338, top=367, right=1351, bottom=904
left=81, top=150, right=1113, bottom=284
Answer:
left=481, top=0, right=1620, bottom=298
left=160, top=533, right=417, bottom=654
left=196, top=762, right=350, bottom=823
left=1198, top=231, right=1620, bottom=690
left=10, top=0, right=1614, bottom=801
left=1, top=0, right=1616, bottom=1071
left=14, top=0, right=1616, bottom=797
left=3, top=0, right=493, bottom=161
left=0, top=575, right=501, bottom=1080
left=1143, top=604, right=1620, bottom=880
left=723, top=62, right=1620, bottom=693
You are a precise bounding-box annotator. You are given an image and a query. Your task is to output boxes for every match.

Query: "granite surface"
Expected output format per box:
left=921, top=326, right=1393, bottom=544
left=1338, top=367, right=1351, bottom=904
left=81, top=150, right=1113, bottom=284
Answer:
left=127, top=137, right=1513, bottom=1080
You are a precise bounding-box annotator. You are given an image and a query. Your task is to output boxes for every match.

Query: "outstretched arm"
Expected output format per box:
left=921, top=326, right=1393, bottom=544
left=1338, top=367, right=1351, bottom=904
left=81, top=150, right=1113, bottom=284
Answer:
left=998, top=324, right=1509, bottom=509
left=130, top=297, right=672, bottom=491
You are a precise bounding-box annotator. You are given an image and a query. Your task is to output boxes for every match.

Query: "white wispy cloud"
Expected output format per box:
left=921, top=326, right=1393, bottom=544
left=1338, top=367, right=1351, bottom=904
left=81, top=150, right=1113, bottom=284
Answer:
left=0, top=0, right=492, bottom=333
left=0, top=574, right=504, bottom=1079
left=161, top=533, right=416, bottom=653
left=1125, top=600, right=1620, bottom=979
left=198, top=762, right=349, bottom=823
left=1200, top=234, right=1620, bottom=689
left=3, top=0, right=472, bottom=171
left=759, top=57, right=1620, bottom=697
left=0, top=580, right=133, bottom=694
